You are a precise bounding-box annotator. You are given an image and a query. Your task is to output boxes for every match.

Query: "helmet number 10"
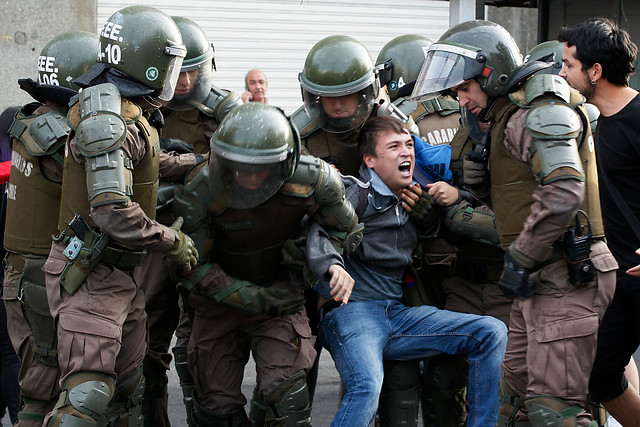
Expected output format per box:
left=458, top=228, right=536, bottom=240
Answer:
left=99, top=42, right=122, bottom=65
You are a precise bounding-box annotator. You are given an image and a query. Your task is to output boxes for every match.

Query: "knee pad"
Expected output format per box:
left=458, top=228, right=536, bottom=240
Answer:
left=249, top=371, right=311, bottom=427
left=377, top=360, right=421, bottom=427
left=46, top=372, right=115, bottom=427
left=525, top=395, right=586, bottom=427
left=421, top=355, right=468, bottom=427
left=192, top=393, right=250, bottom=427
left=496, top=377, right=530, bottom=427
left=105, top=369, right=144, bottom=427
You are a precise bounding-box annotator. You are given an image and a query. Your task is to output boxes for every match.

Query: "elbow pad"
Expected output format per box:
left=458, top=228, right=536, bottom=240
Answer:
left=285, top=155, right=358, bottom=232
left=526, top=101, right=584, bottom=184
left=74, top=83, right=132, bottom=207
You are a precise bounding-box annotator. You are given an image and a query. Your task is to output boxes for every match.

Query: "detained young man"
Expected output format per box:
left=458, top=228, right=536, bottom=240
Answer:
left=305, top=116, right=507, bottom=427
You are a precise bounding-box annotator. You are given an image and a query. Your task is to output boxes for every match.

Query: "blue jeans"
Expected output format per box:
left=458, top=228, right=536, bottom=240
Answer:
left=318, top=300, right=507, bottom=427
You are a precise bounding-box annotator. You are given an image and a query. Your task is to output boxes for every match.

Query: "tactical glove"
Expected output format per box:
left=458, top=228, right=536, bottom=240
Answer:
left=159, top=137, right=194, bottom=154
left=460, top=151, right=489, bottom=187
left=498, top=250, right=535, bottom=298
left=166, top=216, right=199, bottom=272
left=408, top=191, right=436, bottom=224
left=216, top=281, right=306, bottom=317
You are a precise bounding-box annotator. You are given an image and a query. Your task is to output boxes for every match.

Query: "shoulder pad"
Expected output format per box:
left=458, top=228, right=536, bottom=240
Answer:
left=526, top=101, right=582, bottom=140
left=74, top=83, right=127, bottom=157
left=8, top=109, right=68, bottom=156
left=393, top=97, right=418, bottom=117
left=410, top=96, right=460, bottom=121
left=290, top=105, right=319, bottom=139
left=281, top=154, right=321, bottom=198
left=511, top=74, right=571, bottom=107
left=196, top=85, right=243, bottom=123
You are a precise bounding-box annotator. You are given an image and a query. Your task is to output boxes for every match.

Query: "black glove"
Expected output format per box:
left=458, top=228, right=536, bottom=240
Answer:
left=159, top=137, right=194, bottom=154
left=459, top=151, right=489, bottom=187
left=408, top=191, right=436, bottom=223
left=498, top=251, right=535, bottom=298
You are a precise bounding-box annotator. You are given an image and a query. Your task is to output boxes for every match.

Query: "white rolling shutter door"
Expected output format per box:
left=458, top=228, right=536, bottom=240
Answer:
left=98, top=0, right=450, bottom=114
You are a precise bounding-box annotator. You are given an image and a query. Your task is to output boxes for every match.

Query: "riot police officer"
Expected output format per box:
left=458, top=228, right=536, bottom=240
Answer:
left=42, top=6, right=198, bottom=426
left=294, top=34, right=419, bottom=176
left=3, top=31, right=97, bottom=427
left=134, top=16, right=243, bottom=426
left=172, top=102, right=362, bottom=426
left=412, top=20, right=617, bottom=426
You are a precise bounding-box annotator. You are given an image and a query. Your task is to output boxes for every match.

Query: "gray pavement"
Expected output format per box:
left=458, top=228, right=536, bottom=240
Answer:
left=1, top=344, right=638, bottom=425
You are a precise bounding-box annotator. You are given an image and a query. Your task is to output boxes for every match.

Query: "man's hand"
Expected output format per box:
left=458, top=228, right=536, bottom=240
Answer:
left=401, top=183, right=435, bottom=221
left=427, top=181, right=460, bottom=206
left=328, top=264, right=354, bottom=303
left=498, top=250, right=535, bottom=298
left=626, top=248, right=640, bottom=277
left=460, top=151, right=489, bottom=187
left=166, top=216, right=199, bottom=272
left=241, top=91, right=253, bottom=103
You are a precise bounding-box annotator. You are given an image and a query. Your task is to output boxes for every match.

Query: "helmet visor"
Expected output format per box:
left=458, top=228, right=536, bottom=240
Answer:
left=166, top=62, right=214, bottom=110
left=158, top=44, right=186, bottom=101
left=219, top=159, right=288, bottom=209
left=411, top=44, right=484, bottom=102
left=303, top=85, right=376, bottom=133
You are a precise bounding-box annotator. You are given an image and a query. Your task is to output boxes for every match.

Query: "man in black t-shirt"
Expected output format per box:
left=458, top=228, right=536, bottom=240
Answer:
left=559, top=18, right=640, bottom=426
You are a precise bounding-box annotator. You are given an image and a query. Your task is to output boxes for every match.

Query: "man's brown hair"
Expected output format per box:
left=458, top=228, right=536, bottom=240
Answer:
left=358, top=116, right=409, bottom=159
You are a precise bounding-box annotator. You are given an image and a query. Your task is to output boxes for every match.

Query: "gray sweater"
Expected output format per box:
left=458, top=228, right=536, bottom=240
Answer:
left=306, top=166, right=418, bottom=301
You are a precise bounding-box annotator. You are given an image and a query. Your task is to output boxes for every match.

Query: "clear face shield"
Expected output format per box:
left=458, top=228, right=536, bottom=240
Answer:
left=158, top=43, right=187, bottom=101
left=302, top=85, right=376, bottom=133
left=218, top=159, right=289, bottom=209
left=167, top=47, right=215, bottom=110
left=410, top=43, right=485, bottom=102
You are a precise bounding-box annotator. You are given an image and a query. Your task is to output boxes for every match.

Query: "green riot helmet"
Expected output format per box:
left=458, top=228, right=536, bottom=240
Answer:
left=211, top=103, right=300, bottom=209
left=299, top=35, right=380, bottom=133
left=166, top=16, right=216, bottom=110
left=19, top=30, right=98, bottom=105
left=411, top=20, right=523, bottom=100
left=98, top=5, right=186, bottom=101
left=376, top=34, right=433, bottom=102
left=38, top=31, right=98, bottom=91
left=524, top=41, right=564, bottom=75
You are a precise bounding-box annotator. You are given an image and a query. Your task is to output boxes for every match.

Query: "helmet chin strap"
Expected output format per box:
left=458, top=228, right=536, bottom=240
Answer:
left=476, top=96, right=496, bottom=123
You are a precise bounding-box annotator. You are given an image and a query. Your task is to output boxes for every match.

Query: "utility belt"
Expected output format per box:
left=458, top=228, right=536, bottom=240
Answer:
left=54, top=215, right=147, bottom=295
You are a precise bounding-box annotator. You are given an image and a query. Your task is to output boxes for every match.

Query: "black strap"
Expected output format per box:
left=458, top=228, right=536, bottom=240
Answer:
left=598, top=162, right=640, bottom=241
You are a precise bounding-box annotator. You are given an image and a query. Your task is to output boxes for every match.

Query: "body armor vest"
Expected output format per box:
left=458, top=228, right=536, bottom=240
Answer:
left=210, top=192, right=308, bottom=285
left=59, top=98, right=160, bottom=231
left=162, top=108, right=218, bottom=154
left=5, top=105, right=64, bottom=255
left=447, top=127, right=504, bottom=264
left=488, top=91, right=604, bottom=246
left=411, top=97, right=461, bottom=146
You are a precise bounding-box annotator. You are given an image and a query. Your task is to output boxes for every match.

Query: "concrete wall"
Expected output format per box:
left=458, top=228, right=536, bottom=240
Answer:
left=487, top=5, right=539, bottom=56
left=0, top=0, right=97, bottom=112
